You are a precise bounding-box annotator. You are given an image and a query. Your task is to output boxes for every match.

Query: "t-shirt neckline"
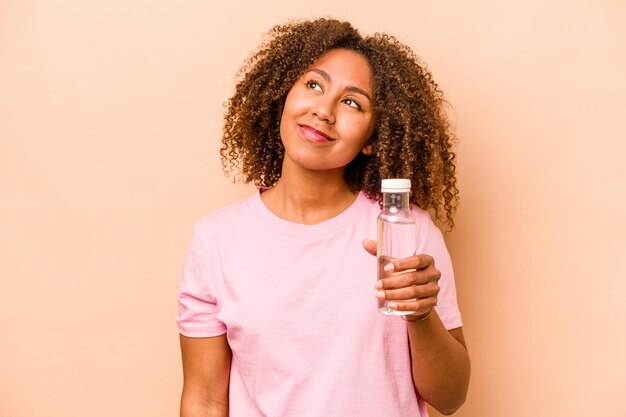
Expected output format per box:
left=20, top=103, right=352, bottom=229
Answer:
left=247, top=189, right=371, bottom=238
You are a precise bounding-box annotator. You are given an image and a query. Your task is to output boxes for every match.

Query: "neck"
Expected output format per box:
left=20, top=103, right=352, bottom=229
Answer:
left=261, top=165, right=358, bottom=225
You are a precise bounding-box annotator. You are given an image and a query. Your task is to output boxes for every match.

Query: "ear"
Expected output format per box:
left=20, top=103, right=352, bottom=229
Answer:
left=361, top=144, right=373, bottom=155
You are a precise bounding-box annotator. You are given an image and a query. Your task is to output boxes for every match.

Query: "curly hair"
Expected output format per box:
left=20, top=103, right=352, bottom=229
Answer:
left=220, top=19, right=459, bottom=229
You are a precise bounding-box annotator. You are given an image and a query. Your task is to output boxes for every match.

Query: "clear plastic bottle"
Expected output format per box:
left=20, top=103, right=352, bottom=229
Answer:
left=377, top=178, right=417, bottom=315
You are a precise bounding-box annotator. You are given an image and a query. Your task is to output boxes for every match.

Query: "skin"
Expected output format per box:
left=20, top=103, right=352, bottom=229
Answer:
left=180, top=335, right=230, bottom=417
left=362, top=239, right=470, bottom=415
left=180, top=48, right=470, bottom=417
left=261, top=48, right=376, bottom=224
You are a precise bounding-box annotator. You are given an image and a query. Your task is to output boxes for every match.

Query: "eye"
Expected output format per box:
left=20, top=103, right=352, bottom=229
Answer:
left=343, top=98, right=362, bottom=110
left=306, top=80, right=323, bottom=92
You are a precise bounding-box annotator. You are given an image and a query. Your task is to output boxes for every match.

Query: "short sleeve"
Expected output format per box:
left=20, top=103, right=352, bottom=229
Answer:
left=416, top=212, right=463, bottom=330
left=176, top=227, right=227, bottom=337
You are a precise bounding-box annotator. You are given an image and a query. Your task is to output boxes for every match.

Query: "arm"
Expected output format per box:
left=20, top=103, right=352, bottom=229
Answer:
left=405, top=313, right=470, bottom=415
left=380, top=255, right=470, bottom=415
left=180, top=334, right=232, bottom=417
left=364, top=240, right=471, bottom=415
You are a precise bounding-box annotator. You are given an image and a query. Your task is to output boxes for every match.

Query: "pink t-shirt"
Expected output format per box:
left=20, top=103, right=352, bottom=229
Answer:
left=177, top=190, right=462, bottom=417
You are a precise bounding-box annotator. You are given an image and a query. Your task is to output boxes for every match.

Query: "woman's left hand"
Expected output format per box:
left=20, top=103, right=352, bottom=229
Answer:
left=362, top=239, right=440, bottom=320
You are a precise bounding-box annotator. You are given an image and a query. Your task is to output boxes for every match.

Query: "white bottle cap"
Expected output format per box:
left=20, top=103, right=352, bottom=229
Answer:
left=381, top=178, right=411, bottom=192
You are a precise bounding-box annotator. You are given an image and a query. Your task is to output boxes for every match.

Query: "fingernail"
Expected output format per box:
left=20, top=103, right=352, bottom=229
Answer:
left=388, top=302, right=398, bottom=309
left=384, top=263, right=395, bottom=272
left=374, top=281, right=383, bottom=289
left=376, top=290, right=385, bottom=299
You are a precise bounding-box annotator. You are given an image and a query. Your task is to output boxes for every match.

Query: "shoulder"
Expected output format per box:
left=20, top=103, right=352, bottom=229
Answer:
left=409, top=205, right=448, bottom=253
left=409, top=204, right=436, bottom=235
left=192, top=191, right=258, bottom=240
left=357, top=191, right=381, bottom=213
left=410, top=204, right=432, bottom=223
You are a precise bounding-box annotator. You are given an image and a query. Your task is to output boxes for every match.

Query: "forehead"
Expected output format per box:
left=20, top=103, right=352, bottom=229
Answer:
left=307, top=49, right=373, bottom=93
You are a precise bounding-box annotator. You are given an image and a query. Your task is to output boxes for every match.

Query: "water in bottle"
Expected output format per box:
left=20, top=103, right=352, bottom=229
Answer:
left=377, top=178, right=417, bottom=315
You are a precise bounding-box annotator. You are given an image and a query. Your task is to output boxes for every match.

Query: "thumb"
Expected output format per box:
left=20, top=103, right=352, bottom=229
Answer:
left=362, top=239, right=377, bottom=257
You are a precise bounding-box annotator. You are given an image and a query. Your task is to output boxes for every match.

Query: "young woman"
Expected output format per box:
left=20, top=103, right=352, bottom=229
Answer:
left=177, top=18, right=470, bottom=417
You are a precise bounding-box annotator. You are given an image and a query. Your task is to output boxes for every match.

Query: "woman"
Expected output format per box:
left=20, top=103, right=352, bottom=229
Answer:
left=177, top=18, right=470, bottom=417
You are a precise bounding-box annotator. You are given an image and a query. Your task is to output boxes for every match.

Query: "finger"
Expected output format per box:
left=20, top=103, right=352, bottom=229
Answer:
left=362, top=239, right=377, bottom=257
left=388, top=296, right=437, bottom=314
left=384, top=254, right=435, bottom=273
left=377, top=268, right=439, bottom=289
left=376, top=281, right=440, bottom=301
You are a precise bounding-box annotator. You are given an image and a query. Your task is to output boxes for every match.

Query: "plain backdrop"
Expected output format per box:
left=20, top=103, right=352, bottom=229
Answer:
left=1, top=1, right=625, bottom=416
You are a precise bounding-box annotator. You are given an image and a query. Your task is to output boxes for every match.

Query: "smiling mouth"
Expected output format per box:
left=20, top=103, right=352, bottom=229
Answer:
left=299, top=125, right=335, bottom=142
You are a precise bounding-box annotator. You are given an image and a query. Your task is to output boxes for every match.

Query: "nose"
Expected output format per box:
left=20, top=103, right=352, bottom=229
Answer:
left=312, top=96, right=336, bottom=124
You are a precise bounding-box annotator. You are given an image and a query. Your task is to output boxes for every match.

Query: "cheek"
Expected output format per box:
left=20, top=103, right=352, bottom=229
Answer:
left=342, top=116, right=375, bottom=147
left=279, top=93, right=297, bottom=137
left=282, top=89, right=307, bottom=118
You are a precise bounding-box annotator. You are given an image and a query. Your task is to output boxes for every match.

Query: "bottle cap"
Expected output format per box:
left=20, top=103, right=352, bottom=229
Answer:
left=381, top=178, right=411, bottom=192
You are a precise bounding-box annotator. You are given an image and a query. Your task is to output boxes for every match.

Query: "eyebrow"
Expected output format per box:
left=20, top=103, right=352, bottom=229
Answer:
left=308, top=68, right=372, bottom=102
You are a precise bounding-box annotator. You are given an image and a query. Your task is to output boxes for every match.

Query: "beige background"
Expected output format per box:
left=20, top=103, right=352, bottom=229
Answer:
left=1, top=1, right=625, bottom=416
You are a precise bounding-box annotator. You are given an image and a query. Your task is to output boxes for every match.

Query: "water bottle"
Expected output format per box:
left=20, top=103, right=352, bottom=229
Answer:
left=377, top=178, right=417, bottom=315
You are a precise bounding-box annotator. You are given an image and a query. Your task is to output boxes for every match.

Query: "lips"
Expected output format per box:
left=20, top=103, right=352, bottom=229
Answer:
left=299, top=125, right=334, bottom=143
